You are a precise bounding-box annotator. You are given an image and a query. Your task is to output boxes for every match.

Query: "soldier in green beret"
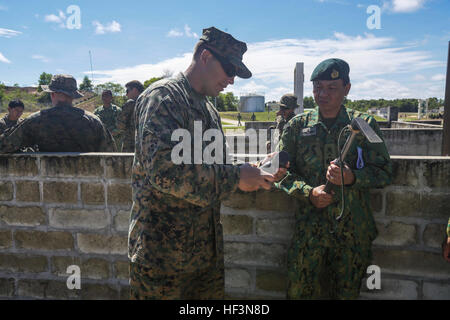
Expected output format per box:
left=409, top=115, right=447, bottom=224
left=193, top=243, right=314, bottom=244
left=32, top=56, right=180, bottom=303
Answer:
left=129, top=26, right=277, bottom=300
left=275, top=58, right=392, bottom=299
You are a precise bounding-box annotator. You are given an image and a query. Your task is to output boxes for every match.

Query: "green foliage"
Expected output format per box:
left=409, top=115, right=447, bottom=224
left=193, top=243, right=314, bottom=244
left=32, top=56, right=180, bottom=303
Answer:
left=94, top=82, right=125, bottom=96
left=144, top=77, right=163, bottom=89
left=79, top=76, right=93, bottom=91
left=208, top=92, right=239, bottom=112
left=38, top=72, right=53, bottom=92
left=304, top=96, right=317, bottom=109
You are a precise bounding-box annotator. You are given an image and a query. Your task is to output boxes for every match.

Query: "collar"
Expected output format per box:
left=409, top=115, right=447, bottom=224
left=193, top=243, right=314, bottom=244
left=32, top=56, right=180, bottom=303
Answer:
left=179, top=72, right=207, bottom=110
left=309, top=105, right=351, bottom=131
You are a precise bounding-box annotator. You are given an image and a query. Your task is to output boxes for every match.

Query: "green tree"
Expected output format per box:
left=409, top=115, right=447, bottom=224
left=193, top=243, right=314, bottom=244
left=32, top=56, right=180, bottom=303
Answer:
left=37, top=72, right=53, bottom=92
left=304, top=96, right=317, bottom=109
left=144, top=77, right=163, bottom=89
left=79, top=76, right=93, bottom=92
left=94, top=82, right=125, bottom=96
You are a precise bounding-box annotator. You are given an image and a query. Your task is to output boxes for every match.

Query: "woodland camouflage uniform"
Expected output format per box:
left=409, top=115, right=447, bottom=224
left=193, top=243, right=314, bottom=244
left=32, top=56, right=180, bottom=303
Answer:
left=276, top=106, right=392, bottom=299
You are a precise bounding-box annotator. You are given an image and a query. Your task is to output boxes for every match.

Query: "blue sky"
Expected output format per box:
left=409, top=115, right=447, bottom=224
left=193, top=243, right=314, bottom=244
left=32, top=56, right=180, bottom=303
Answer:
left=0, top=0, right=449, bottom=101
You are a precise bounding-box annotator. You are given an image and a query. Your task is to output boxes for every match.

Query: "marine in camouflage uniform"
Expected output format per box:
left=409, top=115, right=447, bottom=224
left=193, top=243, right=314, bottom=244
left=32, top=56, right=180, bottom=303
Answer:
left=94, top=90, right=122, bottom=149
left=129, top=27, right=271, bottom=300
left=116, top=81, right=144, bottom=152
left=275, top=59, right=392, bottom=299
left=0, top=75, right=116, bottom=153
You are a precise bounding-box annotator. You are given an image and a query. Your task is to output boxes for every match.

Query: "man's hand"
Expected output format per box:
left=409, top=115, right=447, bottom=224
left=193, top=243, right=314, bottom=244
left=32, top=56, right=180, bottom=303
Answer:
left=259, top=152, right=290, bottom=182
left=326, top=161, right=355, bottom=186
left=238, top=163, right=275, bottom=192
left=309, top=185, right=334, bottom=209
left=443, top=237, right=450, bottom=263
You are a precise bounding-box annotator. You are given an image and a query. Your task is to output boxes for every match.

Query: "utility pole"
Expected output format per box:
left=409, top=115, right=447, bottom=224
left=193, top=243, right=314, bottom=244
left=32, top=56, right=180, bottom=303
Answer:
left=442, top=41, right=450, bottom=156
left=89, top=51, right=94, bottom=83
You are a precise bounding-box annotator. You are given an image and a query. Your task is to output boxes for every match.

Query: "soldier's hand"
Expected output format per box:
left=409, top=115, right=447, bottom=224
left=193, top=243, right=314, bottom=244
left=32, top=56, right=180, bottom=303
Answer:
left=258, top=152, right=289, bottom=182
left=238, top=163, right=275, bottom=192
left=326, top=161, right=355, bottom=186
left=309, top=185, right=334, bottom=209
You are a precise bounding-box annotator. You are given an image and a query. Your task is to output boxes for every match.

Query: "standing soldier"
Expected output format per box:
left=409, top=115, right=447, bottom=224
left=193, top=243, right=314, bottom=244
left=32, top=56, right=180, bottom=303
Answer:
left=268, top=94, right=298, bottom=153
left=237, top=112, right=242, bottom=127
left=129, top=27, right=278, bottom=300
left=94, top=90, right=122, bottom=149
left=116, top=80, right=144, bottom=152
left=275, top=58, right=392, bottom=299
left=0, top=99, right=25, bottom=134
left=0, top=75, right=116, bottom=152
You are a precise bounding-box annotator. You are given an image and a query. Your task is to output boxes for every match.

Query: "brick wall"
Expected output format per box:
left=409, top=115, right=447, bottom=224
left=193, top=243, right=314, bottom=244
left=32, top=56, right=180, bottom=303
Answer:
left=0, top=154, right=449, bottom=299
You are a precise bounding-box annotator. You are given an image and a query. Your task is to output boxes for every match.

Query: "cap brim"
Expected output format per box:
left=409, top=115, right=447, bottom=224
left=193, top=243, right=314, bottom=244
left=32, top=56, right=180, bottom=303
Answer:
left=41, top=86, right=83, bottom=99
left=235, top=61, right=252, bottom=79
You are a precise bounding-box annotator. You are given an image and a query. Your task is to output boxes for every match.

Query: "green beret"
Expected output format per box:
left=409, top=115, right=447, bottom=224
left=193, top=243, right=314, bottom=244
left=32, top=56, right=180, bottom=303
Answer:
left=310, top=58, right=350, bottom=83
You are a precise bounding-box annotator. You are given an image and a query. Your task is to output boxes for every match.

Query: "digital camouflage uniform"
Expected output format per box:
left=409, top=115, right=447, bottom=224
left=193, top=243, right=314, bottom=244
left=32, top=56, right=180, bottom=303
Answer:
left=0, top=75, right=116, bottom=153
left=0, top=114, right=23, bottom=135
left=129, top=72, right=240, bottom=300
left=276, top=106, right=392, bottom=299
left=129, top=26, right=252, bottom=300
left=116, top=99, right=136, bottom=152
left=94, top=104, right=122, bottom=149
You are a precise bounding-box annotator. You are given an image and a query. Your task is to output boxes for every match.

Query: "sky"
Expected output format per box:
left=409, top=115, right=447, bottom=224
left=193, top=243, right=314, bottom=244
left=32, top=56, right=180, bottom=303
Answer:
left=0, top=0, right=449, bottom=101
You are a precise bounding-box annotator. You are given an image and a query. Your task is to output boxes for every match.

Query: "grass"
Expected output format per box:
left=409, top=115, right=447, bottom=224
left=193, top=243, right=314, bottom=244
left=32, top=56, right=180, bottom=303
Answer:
left=221, top=111, right=278, bottom=122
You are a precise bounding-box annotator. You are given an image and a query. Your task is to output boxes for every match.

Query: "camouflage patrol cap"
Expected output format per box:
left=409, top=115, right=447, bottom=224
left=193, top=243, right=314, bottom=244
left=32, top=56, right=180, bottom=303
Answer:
left=42, top=74, right=83, bottom=99
left=199, top=26, right=252, bottom=79
left=279, top=94, right=299, bottom=110
left=310, top=58, right=350, bottom=83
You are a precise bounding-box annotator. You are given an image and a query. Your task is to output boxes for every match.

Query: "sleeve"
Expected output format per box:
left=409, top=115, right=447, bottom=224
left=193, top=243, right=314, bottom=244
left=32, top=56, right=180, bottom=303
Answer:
left=116, top=101, right=132, bottom=134
left=140, top=93, right=240, bottom=208
left=97, top=121, right=117, bottom=152
left=274, top=120, right=314, bottom=204
left=0, top=118, right=35, bottom=153
left=350, top=116, right=393, bottom=189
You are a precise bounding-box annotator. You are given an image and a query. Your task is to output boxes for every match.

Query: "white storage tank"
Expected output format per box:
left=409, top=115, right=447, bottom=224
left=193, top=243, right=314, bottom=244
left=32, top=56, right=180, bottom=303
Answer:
left=239, top=94, right=265, bottom=113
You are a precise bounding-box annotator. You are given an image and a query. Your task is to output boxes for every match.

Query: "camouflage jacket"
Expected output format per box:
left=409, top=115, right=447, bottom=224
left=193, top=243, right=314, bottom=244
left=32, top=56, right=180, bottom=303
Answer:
left=0, top=115, right=23, bottom=134
left=116, top=99, right=135, bottom=152
left=129, top=73, right=240, bottom=274
left=94, top=104, right=121, bottom=137
left=276, top=106, right=392, bottom=247
left=0, top=104, right=116, bottom=153
left=447, top=217, right=450, bottom=238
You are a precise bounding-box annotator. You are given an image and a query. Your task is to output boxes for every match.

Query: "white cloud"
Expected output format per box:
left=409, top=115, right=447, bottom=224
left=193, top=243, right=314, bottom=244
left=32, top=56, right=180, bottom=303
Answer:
left=413, top=74, right=425, bottom=81
left=44, top=10, right=67, bottom=28
left=167, top=24, right=199, bottom=38
left=0, top=5, right=7, bottom=11
left=385, top=0, right=427, bottom=13
left=0, top=52, right=11, bottom=64
left=86, top=32, right=444, bottom=101
left=0, top=28, right=22, bottom=38
left=93, top=20, right=121, bottom=35
left=32, top=55, right=50, bottom=63
left=167, top=29, right=184, bottom=37
left=431, top=74, right=445, bottom=81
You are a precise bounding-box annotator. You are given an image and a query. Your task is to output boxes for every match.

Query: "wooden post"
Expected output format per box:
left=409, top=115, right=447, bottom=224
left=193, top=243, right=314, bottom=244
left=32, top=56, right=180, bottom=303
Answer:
left=442, top=41, right=450, bottom=156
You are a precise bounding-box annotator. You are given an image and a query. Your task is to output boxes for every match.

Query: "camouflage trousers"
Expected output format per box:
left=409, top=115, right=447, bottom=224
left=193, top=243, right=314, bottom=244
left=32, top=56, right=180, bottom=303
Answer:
left=129, top=262, right=224, bottom=300
left=287, top=239, right=372, bottom=300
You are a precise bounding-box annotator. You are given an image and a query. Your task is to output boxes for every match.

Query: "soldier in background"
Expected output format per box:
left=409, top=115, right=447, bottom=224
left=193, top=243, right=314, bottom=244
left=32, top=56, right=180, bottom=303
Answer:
left=0, top=75, right=116, bottom=153
left=94, top=90, right=122, bottom=149
left=267, top=94, right=299, bottom=153
left=0, top=99, right=25, bottom=134
left=276, top=58, right=392, bottom=299
left=116, top=80, right=144, bottom=152
left=129, top=27, right=278, bottom=300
